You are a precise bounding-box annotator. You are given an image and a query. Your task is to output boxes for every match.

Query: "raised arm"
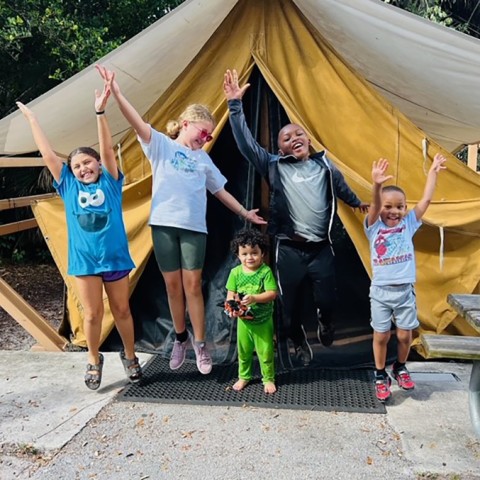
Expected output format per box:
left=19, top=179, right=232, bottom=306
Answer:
left=367, top=158, right=393, bottom=227
left=96, top=64, right=151, bottom=143
left=414, top=153, right=447, bottom=221
left=224, top=69, right=272, bottom=178
left=94, top=83, right=118, bottom=179
left=16, top=102, right=63, bottom=183
left=214, top=188, right=267, bottom=225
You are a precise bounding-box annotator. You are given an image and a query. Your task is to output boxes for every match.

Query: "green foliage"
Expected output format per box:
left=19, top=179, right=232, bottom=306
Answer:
left=0, top=0, right=185, bottom=116
left=382, top=0, right=480, bottom=37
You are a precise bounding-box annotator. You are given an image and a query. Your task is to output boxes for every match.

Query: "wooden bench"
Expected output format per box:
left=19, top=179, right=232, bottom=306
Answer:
left=447, top=294, right=480, bottom=333
left=420, top=293, right=480, bottom=438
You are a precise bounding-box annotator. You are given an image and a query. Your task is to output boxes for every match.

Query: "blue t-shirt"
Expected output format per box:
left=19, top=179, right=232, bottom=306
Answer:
left=54, top=164, right=135, bottom=276
left=364, top=210, right=421, bottom=286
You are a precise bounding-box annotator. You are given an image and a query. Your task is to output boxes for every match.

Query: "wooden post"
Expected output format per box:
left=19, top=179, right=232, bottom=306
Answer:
left=467, top=144, right=478, bottom=172
left=0, top=277, right=67, bottom=351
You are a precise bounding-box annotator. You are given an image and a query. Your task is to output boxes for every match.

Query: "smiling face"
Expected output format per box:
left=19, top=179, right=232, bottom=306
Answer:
left=277, top=124, right=311, bottom=160
left=69, top=153, right=101, bottom=184
left=380, top=188, right=407, bottom=227
left=238, top=244, right=264, bottom=273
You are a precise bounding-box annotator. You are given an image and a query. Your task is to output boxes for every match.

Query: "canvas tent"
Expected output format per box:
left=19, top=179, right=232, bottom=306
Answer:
left=2, top=0, right=480, bottom=363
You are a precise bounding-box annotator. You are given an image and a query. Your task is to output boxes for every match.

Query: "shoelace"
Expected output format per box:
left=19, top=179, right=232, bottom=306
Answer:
left=397, top=372, right=412, bottom=383
left=198, top=347, right=209, bottom=363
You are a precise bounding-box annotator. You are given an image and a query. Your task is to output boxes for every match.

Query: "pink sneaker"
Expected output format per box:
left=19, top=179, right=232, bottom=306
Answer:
left=392, top=366, right=415, bottom=390
left=192, top=341, right=212, bottom=375
left=375, top=375, right=392, bottom=402
left=169, top=335, right=191, bottom=370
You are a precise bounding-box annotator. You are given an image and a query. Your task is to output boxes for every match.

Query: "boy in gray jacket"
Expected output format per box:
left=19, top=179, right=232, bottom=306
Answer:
left=223, top=69, right=368, bottom=366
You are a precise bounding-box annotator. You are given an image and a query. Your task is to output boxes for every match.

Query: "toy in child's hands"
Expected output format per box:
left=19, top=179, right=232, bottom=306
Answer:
left=223, top=293, right=254, bottom=320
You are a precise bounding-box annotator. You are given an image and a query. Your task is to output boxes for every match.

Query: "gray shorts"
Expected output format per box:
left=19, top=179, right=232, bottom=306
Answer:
left=369, top=283, right=419, bottom=333
left=151, top=226, right=206, bottom=272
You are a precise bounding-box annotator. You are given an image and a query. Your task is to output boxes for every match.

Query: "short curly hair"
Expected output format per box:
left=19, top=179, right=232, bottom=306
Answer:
left=230, top=229, right=269, bottom=255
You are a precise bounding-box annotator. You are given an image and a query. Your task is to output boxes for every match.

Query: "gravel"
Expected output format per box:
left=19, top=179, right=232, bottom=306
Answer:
left=0, top=263, right=64, bottom=350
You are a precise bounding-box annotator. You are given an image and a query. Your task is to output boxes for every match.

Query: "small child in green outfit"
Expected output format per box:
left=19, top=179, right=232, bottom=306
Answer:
left=225, top=229, right=278, bottom=394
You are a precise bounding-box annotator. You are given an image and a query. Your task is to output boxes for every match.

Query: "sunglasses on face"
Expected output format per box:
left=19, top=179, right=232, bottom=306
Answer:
left=191, top=124, right=213, bottom=142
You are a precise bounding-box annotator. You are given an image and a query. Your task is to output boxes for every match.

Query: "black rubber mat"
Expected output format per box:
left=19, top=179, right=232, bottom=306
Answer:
left=118, top=356, right=386, bottom=414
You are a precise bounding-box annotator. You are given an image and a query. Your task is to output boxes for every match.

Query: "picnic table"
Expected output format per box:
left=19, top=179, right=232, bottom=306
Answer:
left=420, top=293, right=480, bottom=437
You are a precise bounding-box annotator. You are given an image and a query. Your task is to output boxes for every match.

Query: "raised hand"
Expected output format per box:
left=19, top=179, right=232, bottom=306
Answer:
left=223, top=69, right=250, bottom=101
left=95, top=83, right=111, bottom=113
left=16, top=101, right=35, bottom=121
left=372, top=158, right=393, bottom=185
left=95, top=64, right=121, bottom=98
left=431, top=153, right=447, bottom=173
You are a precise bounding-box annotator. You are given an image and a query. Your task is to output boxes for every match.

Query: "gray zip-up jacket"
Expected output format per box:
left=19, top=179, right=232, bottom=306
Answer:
left=228, top=99, right=362, bottom=241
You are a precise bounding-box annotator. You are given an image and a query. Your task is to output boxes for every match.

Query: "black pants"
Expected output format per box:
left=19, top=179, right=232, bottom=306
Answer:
left=275, top=238, right=337, bottom=345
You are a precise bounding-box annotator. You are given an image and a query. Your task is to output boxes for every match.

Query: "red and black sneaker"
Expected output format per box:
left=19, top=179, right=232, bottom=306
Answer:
left=392, top=366, right=415, bottom=390
left=374, top=375, right=392, bottom=402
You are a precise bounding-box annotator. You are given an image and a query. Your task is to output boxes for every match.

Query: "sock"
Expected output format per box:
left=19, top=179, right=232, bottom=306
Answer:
left=375, top=368, right=387, bottom=379
left=393, top=361, right=405, bottom=372
left=176, top=330, right=188, bottom=343
left=194, top=340, right=205, bottom=348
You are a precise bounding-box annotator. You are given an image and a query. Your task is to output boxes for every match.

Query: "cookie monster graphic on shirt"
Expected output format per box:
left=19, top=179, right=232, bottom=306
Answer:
left=76, top=189, right=109, bottom=232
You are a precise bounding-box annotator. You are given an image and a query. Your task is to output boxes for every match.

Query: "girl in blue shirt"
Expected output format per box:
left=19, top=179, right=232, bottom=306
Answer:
left=17, top=72, right=141, bottom=390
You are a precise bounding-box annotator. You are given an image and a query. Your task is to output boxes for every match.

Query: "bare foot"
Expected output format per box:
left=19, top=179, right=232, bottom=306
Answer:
left=232, top=379, right=250, bottom=391
left=264, top=382, right=276, bottom=394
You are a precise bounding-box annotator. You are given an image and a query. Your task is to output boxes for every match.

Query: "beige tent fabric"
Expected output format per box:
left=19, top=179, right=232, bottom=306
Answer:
left=6, top=0, right=480, bottom=156
left=295, top=0, right=480, bottom=152
left=29, top=0, right=480, bottom=349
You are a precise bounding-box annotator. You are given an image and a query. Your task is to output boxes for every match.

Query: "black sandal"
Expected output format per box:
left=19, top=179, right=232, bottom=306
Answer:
left=84, top=353, right=104, bottom=390
left=120, top=350, right=142, bottom=384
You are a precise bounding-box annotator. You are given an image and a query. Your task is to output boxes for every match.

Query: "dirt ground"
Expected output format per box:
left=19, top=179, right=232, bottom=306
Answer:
left=0, top=263, right=64, bottom=350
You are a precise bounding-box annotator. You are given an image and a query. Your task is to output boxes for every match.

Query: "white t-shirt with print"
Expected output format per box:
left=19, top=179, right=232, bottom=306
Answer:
left=364, top=210, right=422, bottom=286
left=139, top=127, right=227, bottom=233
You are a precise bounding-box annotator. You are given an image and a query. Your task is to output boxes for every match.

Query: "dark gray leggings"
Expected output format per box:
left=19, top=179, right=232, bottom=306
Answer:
left=151, top=225, right=207, bottom=272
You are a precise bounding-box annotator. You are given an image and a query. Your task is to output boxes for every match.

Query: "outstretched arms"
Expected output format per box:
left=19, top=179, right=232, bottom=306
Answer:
left=367, top=158, right=393, bottom=227
left=414, top=153, right=447, bottom=221
left=16, top=102, right=63, bottom=183
left=96, top=64, right=151, bottom=143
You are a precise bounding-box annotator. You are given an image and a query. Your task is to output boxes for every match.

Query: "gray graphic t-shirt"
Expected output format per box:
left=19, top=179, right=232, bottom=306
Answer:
left=278, top=159, right=329, bottom=241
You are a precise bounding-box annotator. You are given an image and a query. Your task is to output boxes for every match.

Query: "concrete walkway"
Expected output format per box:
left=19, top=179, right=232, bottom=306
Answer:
left=0, top=351, right=479, bottom=479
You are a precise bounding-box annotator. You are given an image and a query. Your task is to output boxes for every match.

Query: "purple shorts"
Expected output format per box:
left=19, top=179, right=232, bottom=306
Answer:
left=99, top=269, right=131, bottom=283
